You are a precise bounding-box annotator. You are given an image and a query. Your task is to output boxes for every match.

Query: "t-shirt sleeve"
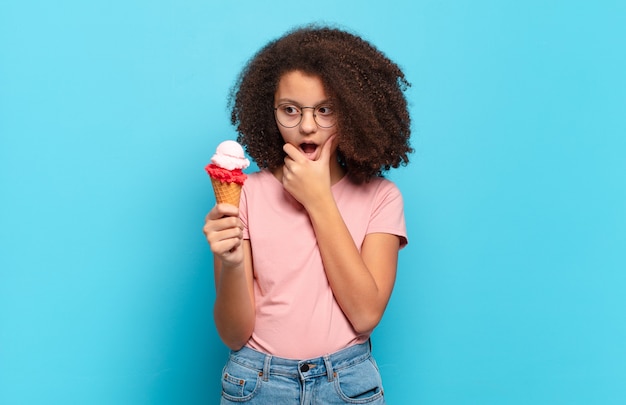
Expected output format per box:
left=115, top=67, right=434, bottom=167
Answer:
left=368, top=181, right=408, bottom=248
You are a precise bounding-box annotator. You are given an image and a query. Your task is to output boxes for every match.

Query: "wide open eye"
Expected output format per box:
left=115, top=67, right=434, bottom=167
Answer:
left=315, top=105, right=334, bottom=116
left=314, top=105, right=336, bottom=127
left=279, top=104, right=301, bottom=116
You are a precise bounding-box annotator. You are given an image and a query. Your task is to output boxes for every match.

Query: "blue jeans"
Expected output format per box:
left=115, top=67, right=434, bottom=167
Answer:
left=220, top=340, right=386, bottom=404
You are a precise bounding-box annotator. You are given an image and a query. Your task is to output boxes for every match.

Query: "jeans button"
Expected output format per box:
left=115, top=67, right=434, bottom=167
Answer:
left=300, top=364, right=309, bottom=372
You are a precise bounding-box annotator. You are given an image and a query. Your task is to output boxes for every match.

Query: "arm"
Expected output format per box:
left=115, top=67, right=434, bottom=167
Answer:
left=305, top=195, right=399, bottom=335
left=281, top=139, right=400, bottom=334
left=203, top=204, right=255, bottom=350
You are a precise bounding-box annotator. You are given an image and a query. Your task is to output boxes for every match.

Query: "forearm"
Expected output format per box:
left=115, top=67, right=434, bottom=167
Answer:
left=213, top=245, right=255, bottom=350
left=306, top=196, right=394, bottom=334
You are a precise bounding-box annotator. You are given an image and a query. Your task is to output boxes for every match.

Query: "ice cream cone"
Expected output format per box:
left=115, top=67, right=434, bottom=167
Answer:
left=211, top=177, right=242, bottom=206
left=205, top=140, right=249, bottom=206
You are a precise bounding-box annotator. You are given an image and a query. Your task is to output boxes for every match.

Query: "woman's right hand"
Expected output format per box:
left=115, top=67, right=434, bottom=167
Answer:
left=203, top=203, right=244, bottom=266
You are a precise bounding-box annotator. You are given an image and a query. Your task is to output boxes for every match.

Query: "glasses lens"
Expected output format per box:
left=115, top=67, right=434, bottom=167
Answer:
left=275, top=104, right=300, bottom=128
left=313, top=105, right=335, bottom=128
left=275, top=104, right=336, bottom=128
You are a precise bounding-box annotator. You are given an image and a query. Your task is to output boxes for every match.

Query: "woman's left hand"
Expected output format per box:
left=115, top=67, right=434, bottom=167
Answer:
left=281, top=135, right=335, bottom=208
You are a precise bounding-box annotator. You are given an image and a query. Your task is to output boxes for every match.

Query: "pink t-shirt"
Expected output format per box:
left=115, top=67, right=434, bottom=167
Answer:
left=239, top=170, right=407, bottom=359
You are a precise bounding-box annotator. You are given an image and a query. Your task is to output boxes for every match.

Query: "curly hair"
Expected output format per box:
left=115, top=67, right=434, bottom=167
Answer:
left=229, top=24, right=413, bottom=183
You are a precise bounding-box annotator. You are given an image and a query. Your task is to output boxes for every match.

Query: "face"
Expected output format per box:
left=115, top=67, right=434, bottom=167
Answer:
left=274, top=70, right=339, bottom=162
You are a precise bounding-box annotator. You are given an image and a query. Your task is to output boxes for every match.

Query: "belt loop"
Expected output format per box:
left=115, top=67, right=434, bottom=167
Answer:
left=323, top=355, right=334, bottom=382
left=262, top=355, right=271, bottom=382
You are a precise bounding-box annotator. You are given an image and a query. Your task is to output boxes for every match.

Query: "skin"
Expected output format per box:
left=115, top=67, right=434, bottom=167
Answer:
left=203, top=70, right=401, bottom=350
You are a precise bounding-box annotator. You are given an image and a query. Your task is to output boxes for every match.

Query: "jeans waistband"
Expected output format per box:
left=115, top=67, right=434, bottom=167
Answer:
left=229, top=340, right=372, bottom=381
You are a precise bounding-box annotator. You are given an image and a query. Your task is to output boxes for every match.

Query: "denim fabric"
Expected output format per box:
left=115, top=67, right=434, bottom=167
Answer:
left=220, top=340, right=386, bottom=404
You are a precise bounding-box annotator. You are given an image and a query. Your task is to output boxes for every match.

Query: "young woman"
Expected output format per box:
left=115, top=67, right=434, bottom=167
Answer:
left=203, top=25, right=412, bottom=404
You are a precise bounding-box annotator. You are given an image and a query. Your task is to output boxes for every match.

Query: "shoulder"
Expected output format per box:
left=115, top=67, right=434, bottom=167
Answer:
left=240, top=169, right=286, bottom=208
left=334, top=176, right=405, bottom=219
left=239, top=170, right=278, bottom=223
left=246, top=169, right=273, bottom=182
left=337, top=175, right=408, bottom=247
left=243, top=169, right=276, bottom=190
left=341, top=176, right=403, bottom=200
left=368, top=176, right=401, bottom=193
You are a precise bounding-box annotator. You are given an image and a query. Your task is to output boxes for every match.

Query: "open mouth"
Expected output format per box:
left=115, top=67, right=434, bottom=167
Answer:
left=300, top=142, right=318, bottom=159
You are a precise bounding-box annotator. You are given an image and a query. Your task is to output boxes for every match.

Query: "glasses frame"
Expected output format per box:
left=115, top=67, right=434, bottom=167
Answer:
left=273, top=103, right=337, bottom=129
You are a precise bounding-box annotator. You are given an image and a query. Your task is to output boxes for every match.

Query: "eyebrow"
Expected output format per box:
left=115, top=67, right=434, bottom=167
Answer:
left=275, top=98, right=332, bottom=106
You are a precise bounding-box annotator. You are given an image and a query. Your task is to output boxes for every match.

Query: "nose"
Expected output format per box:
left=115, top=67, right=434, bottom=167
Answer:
left=299, top=108, right=317, bottom=134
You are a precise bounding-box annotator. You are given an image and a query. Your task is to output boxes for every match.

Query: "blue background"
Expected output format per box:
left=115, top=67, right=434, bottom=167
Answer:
left=1, top=1, right=625, bottom=404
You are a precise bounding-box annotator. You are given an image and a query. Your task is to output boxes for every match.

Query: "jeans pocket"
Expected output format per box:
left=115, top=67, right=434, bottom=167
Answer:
left=333, top=357, right=385, bottom=404
left=221, top=360, right=261, bottom=402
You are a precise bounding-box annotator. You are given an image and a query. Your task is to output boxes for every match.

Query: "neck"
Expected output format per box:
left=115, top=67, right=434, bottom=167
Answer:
left=329, top=160, right=347, bottom=185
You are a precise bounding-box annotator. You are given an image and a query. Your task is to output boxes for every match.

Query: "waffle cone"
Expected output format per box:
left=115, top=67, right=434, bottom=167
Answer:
left=211, top=178, right=242, bottom=206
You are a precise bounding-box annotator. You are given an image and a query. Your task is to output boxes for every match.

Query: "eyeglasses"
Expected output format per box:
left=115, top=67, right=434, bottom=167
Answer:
left=273, top=103, right=337, bottom=128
